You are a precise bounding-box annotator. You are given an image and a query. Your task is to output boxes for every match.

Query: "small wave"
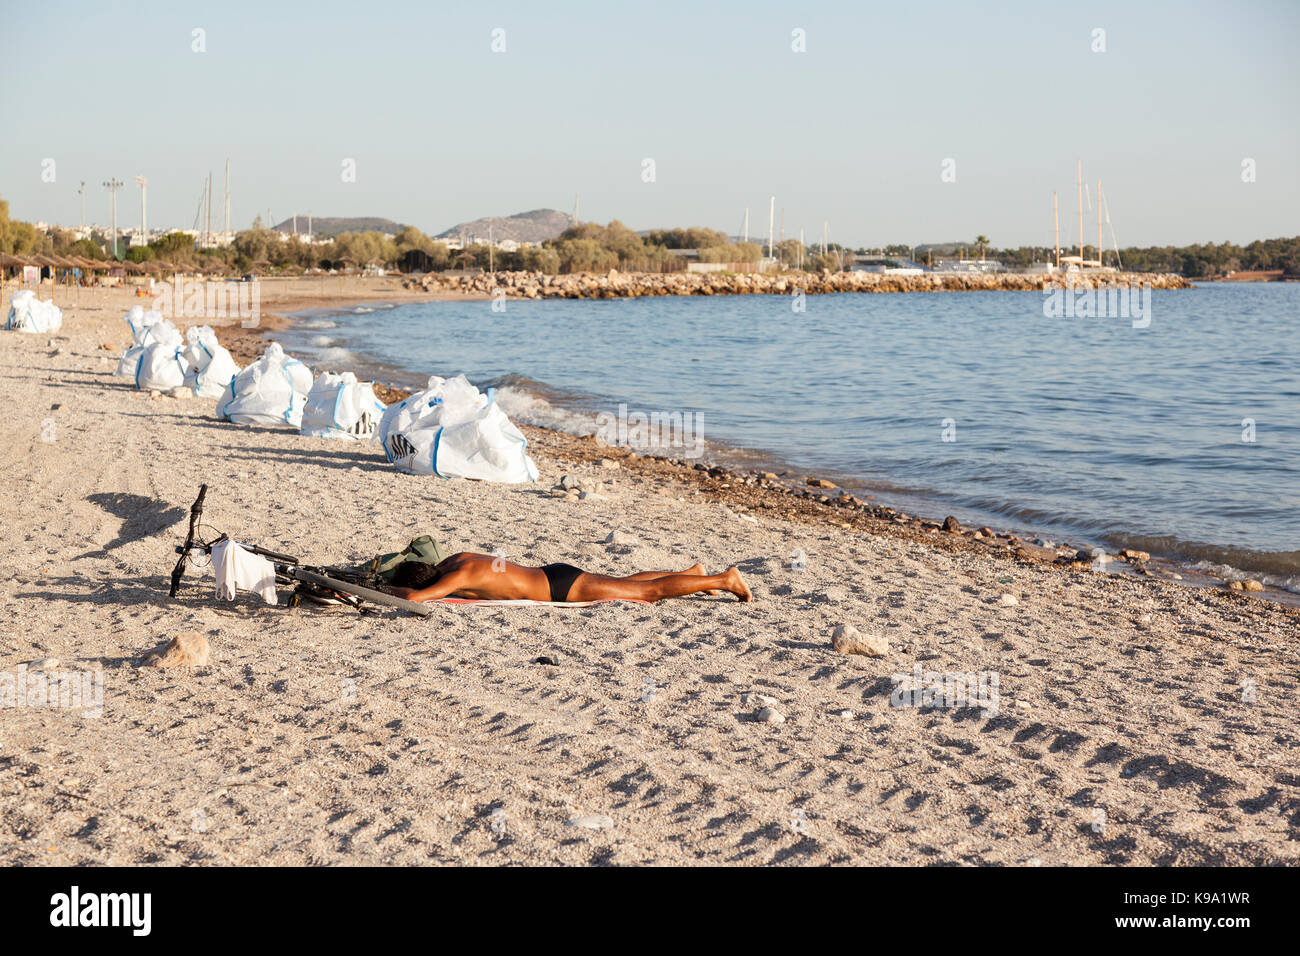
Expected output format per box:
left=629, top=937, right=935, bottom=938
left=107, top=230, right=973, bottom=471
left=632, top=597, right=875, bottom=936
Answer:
left=315, top=346, right=356, bottom=367
left=353, top=306, right=375, bottom=314
left=310, top=335, right=334, bottom=347
left=1112, top=534, right=1300, bottom=580
left=1188, top=561, right=1300, bottom=594
left=299, top=318, right=338, bottom=330
left=494, top=385, right=601, bottom=435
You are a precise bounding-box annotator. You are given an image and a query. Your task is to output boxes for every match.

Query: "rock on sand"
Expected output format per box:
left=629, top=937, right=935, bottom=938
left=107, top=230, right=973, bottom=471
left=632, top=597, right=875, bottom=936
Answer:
left=830, top=623, right=888, bottom=657
left=143, top=631, right=211, bottom=668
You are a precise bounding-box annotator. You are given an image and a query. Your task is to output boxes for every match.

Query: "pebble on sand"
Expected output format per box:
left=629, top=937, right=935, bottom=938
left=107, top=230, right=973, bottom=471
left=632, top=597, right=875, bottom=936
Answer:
left=830, top=623, right=888, bottom=657
left=757, top=706, right=786, bottom=725
left=999, top=593, right=1019, bottom=607
left=142, top=631, right=211, bottom=668
left=605, top=530, right=639, bottom=547
left=1229, top=579, right=1265, bottom=592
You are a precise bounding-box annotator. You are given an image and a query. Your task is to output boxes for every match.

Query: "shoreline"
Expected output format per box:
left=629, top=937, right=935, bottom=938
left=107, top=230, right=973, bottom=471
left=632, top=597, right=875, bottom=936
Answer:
left=227, top=288, right=1296, bottom=609
left=2, top=288, right=1298, bottom=865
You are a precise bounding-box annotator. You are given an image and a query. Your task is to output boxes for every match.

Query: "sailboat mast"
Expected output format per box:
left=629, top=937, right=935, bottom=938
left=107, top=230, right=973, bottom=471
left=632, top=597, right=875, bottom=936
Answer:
left=1053, top=191, right=1060, bottom=269
left=1076, top=159, right=1083, bottom=265
left=1097, top=179, right=1103, bottom=268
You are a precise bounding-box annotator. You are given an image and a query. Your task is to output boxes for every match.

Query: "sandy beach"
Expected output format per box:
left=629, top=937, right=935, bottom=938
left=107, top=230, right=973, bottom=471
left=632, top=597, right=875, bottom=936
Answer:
left=1, top=287, right=1296, bottom=866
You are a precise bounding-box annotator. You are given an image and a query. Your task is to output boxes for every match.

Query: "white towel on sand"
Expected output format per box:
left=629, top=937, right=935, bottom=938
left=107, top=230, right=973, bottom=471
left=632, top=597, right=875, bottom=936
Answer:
left=211, top=539, right=277, bottom=604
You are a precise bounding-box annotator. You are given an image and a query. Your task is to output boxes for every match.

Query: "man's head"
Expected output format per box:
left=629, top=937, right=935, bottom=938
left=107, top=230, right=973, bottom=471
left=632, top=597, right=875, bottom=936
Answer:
left=389, top=561, right=442, bottom=591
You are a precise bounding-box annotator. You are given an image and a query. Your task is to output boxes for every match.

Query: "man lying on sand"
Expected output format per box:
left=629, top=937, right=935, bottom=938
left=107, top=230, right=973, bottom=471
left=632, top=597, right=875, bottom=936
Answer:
left=384, top=553, right=752, bottom=604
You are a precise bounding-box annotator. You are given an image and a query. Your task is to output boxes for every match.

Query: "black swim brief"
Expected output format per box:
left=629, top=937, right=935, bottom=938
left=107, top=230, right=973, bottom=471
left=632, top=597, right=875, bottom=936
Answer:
left=540, top=563, right=584, bottom=602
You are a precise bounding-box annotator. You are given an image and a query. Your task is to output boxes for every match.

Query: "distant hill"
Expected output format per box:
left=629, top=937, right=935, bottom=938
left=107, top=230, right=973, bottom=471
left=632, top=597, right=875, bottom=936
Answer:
left=271, top=216, right=405, bottom=238
left=435, top=208, right=577, bottom=244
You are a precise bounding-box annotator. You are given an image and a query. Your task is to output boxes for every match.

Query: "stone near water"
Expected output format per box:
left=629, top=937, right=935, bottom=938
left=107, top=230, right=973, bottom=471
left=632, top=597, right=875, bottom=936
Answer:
left=807, top=477, right=837, bottom=489
left=1119, top=549, right=1151, bottom=562
left=1243, top=579, right=1265, bottom=592
left=831, top=623, right=888, bottom=657
left=143, top=631, right=210, bottom=668
left=942, top=516, right=963, bottom=533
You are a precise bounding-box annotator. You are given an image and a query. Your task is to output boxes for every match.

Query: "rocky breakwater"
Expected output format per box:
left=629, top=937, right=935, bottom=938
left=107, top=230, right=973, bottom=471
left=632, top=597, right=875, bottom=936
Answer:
left=404, top=269, right=1190, bottom=299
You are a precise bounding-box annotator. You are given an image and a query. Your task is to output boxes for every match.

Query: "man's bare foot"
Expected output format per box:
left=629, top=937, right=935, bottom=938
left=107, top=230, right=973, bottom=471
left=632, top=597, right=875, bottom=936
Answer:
left=688, top=562, right=724, bottom=595
left=723, top=567, right=752, bottom=602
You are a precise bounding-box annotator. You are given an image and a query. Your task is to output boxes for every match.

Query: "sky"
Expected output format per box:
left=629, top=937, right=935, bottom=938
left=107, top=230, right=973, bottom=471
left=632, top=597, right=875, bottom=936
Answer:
left=2, top=0, right=1297, bottom=248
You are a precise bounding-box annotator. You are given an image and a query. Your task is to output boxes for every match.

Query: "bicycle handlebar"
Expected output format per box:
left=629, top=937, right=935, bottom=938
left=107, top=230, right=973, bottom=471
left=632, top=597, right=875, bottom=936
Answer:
left=168, top=483, right=207, bottom=597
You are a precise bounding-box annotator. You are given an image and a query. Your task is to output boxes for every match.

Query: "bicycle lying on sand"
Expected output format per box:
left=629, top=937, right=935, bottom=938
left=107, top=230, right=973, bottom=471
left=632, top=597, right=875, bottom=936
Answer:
left=168, top=484, right=433, bottom=617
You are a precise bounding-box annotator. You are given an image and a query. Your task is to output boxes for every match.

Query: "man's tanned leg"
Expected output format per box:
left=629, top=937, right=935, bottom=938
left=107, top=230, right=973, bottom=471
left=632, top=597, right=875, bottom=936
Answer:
left=570, top=568, right=751, bottom=603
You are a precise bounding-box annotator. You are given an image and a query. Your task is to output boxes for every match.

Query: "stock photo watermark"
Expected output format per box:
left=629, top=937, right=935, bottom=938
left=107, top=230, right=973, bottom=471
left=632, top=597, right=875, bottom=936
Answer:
left=1, top=664, right=103, bottom=718
left=151, top=274, right=261, bottom=328
left=890, top=665, right=1000, bottom=718
left=1042, top=282, right=1151, bottom=328
left=594, top=403, right=705, bottom=458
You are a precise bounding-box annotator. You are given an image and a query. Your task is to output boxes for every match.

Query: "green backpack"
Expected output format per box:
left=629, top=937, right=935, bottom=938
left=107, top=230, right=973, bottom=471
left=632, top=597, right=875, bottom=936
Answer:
left=356, top=535, right=450, bottom=583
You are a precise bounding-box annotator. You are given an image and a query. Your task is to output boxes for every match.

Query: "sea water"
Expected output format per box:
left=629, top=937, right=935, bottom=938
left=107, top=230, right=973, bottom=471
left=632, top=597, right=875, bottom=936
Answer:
left=284, top=282, right=1299, bottom=587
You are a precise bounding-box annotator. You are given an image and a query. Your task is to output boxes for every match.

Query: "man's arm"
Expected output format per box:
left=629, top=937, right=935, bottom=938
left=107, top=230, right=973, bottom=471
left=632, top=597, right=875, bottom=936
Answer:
left=389, top=568, right=475, bottom=604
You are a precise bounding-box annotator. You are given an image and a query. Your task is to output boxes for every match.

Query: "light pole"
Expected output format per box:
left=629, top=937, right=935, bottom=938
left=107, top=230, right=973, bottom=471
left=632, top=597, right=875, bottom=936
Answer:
left=103, top=178, right=124, bottom=258
left=135, top=175, right=148, bottom=243
left=78, top=181, right=86, bottom=230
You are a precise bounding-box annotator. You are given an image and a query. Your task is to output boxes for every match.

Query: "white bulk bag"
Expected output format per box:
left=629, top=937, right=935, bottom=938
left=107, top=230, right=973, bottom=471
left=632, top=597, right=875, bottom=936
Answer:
left=378, top=374, right=538, bottom=482
left=181, top=325, right=241, bottom=398
left=124, top=306, right=168, bottom=344
left=5, top=290, right=63, bottom=333
left=216, top=342, right=313, bottom=427
left=116, top=309, right=174, bottom=377
left=136, top=341, right=190, bottom=391
left=301, top=371, right=387, bottom=440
